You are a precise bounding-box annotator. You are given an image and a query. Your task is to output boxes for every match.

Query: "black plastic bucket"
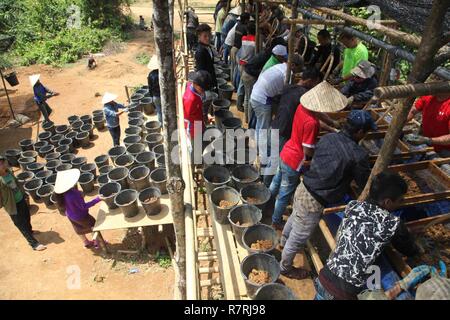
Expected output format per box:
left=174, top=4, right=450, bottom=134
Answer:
left=212, top=99, right=231, bottom=111
left=92, top=110, right=104, bottom=117
left=222, top=117, right=242, bottom=131
left=108, top=166, right=129, bottom=189
left=26, top=162, right=44, bottom=174
left=150, top=168, right=167, bottom=194
left=79, top=172, right=95, bottom=193
left=128, top=111, right=144, bottom=121
left=18, top=157, right=35, bottom=171
left=38, top=131, right=52, bottom=142
left=140, top=97, right=155, bottom=115
left=240, top=253, right=280, bottom=299
left=210, top=186, right=240, bottom=224
left=45, top=173, right=57, bottom=186
left=114, top=189, right=139, bottom=218
left=68, top=115, right=80, bottom=124
left=5, top=71, right=19, bottom=86
left=38, top=144, right=55, bottom=158
left=135, top=151, right=156, bottom=170
left=97, top=174, right=109, bottom=186
left=42, top=121, right=55, bottom=134
left=125, top=127, right=142, bottom=137
left=36, top=184, right=54, bottom=206
left=240, top=183, right=271, bottom=211
left=49, top=134, right=63, bottom=147
left=17, top=171, right=34, bottom=190
left=128, top=118, right=144, bottom=128
left=114, top=154, right=135, bottom=170
left=139, top=187, right=162, bottom=216
left=228, top=204, right=262, bottom=246
left=232, top=165, right=259, bottom=191
left=94, top=155, right=109, bottom=169
left=214, top=109, right=234, bottom=130
left=80, top=115, right=93, bottom=125
left=131, top=93, right=144, bottom=104
left=19, top=139, right=34, bottom=151
left=156, top=154, right=165, bottom=167
left=45, top=152, right=61, bottom=162
left=71, top=120, right=83, bottom=132
left=60, top=153, right=76, bottom=164
left=123, top=135, right=142, bottom=147
left=24, top=178, right=43, bottom=202
left=126, top=143, right=146, bottom=157
left=20, top=150, right=38, bottom=162
left=81, top=124, right=94, bottom=139
left=75, top=131, right=90, bottom=148
left=99, top=165, right=114, bottom=175
left=242, top=224, right=278, bottom=254
left=80, top=163, right=97, bottom=178
left=152, top=144, right=164, bottom=157
left=65, top=131, right=79, bottom=148
left=99, top=182, right=121, bottom=209
left=5, top=149, right=21, bottom=167
left=93, top=115, right=105, bottom=130
left=108, top=145, right=126, bottom=162
left=218, top=84, right=234, bottom=101
left=203, top=165, right=231, bottom=194
left=33, top=140, right=49, bottom=153
left=129, top=165, right=151, bottom=191
left=46, top=159, right=62, bottom=172
left=55, top=145, right=69, bottom=155
left=145, top=121, right=162, bottom=134
left=55, top=125, right=69, bottom=136
left=35, top=169, right=52, bottom=182
left=254, top=283, right=297, bottom=300
left=145, top=133, right=164, bottom=150
left=56, top=163, right=72, bottom=172
left=71, top=156, right=86, bottom=169
left=58, top=138, right=74, bottom=153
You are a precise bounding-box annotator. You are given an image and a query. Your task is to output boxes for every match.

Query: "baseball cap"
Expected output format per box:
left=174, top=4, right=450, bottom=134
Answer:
left=272, top=45, right=288, bottom=58
left=188, top=70, right=212, bottom=90
left=351, top=60, right=376, bottom=79
left=347, top=110, right=377, bottom=131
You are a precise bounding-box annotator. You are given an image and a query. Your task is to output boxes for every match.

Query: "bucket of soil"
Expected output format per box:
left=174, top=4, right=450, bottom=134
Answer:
left=214, top=109, right=233, bottom=130
left=129, top=166, right=151, bottom=191
left=80, top=115, right=93, bottom=125
left=17, top=171, right=34, bottom=190
left=125, top=127, right=142, bottom=137
left=128, top=111, right=144, bottom=121
left=71, top=120, right=83, bottom=132
left=18, top=157, right=35, bottom=171
left=140, top=97, right=155, bottom=115
left=80, top=163, right=97, bottom=178
left=127, top=102, right=142, bottom=113
left=38, top=144, right=55, bottom=158
left=126, top=143, right=146, bottom=157
left=131, top=93, right=144, bottom=104
left=97, top=174, right=109, bottom=186
left=60, top=153, right=75, bottom=164
left=34, top=140, right=49, bottom=153
left=81, top=124, right=94, bottom=139
left=68, top=115, right=80, bottom=124
left=114, top=189, right=140, bottom=218
left=94, top=154, right=109, bottom=169
left=114, top=154, right=135, bottom=170
left=203, top=165, right=231, bottom=194
left=240, top=183, right=271, bottom=212
left=92, top=110, right=104, bottom=118
left=242, top=224, right=278, bottom=254
left=35, top=170, right=52, bottom=183
left=99, top=182, right=121, bottom=209
left=128, top=118, right=144, bottom=128
left=55, top=125, right=69, bottom=136
left=212, top=98, right=231, bottom=111
left=42, top=121, right=55, bottom=134
left=228, top=204, right=262, bottom=246
left=108, top=166, right=129, bottom=189
left=149, top=168, right=167, bottom=194
left=108, top=145, right=126, bottom=162
left=139, top=187, right=162, bottom=216
left=26, top=162, right=44, bottom=174
left=65, top=131, right=79, bottom=148
left=79, top=172, right=95, bottom=193
left=5, top=149, right=21, bottom=167
left=24, top=178, right=43, bottom=202
left=240, top=253, right=280, bottom=299
left=145, top=120, right=162, bottom=134
left=56, top=163, right=72, bottom=172
left=152, top=144, right=165, bottom=157
left=71, top=156, right=86, bottom=169
left=93, top=115, right=105, bottom=130
left=135, top=151, right=156, bottom=170
left=36, top=184, right=54, bottom=207
left=59, top=138, right=74, bottom=153
left=45, top=152, right=61, bottom=162
left=145, top=133, right=164, bottom=150
left=55, top=145, right=69, bottom=155
left=50, top=134, right=63, bottom=147
left=232, top=165, right=259, bottom=190
left=46, top=159, right=62, bottom=172
left=45, top=173, right=57, bottom=186
left=210, top=186, right=240, bottom=225
left=21, top=150, right=38, bottom=162
left=99, top=164, right=114, bottom=175
left=38, top=131, right=52, bottom=143
left=19, top=139, right=34, bottom=151
left=218, top=84, right=234, bottom=101
left=124, top=135, right=142, bottom=147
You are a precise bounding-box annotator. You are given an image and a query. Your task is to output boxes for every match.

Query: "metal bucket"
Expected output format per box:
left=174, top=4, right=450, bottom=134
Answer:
left=108, top=166, right=129, bottom=189
left=210, top=186, right=240, bottom=224
left=129, top=165, right=151, bottom=191
left=79, top=172, right=95, bottom=193
left=232, top=165, right=259, bottom=191
left=139, top=187, right=162, bottom=216
left=240, top=253, right=280, bottom=299
left=114, top=189, right=139, bottom=218
left=242, top=224, right=278, bottom=254
left=150, top=168, right=167, bottom=194
left=99, top=182, right=121, bottom=209
left=203, top=165, right=231, bottom=194
left=228, top=204, right=262, bottom=246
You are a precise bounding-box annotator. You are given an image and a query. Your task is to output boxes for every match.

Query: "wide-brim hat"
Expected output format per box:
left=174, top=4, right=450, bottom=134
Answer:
left=300, top=81, right=348, bottom=113
left=351, top=60, right=376, bottom=79
left=54, top=169, right=80, bottom=194
left=147, top=55, right=158, bottom=70
left=102, top=92, right=118, bottom=104
left=29, top=74, right=40, bottom=87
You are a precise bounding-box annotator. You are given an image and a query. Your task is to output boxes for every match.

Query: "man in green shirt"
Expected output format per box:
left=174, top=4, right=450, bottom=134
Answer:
left=262, top=44, right=288, bottom=72
left=214, top=0, right=227, bottom=51
left=333, top=32, right=369, bottom=83
left=0, top=156, right=46, bottom=251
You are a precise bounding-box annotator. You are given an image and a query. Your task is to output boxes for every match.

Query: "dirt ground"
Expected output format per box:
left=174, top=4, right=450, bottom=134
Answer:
left=0, top=1, right=182, bottom=300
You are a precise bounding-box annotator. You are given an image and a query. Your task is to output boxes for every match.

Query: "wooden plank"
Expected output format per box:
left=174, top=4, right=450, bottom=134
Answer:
left=198, top=251, right=217, bottom=257
left=384, top=246, right=411, bottom=278
left=199, top=266, right=220, bottom=274
left=429, top=163, right=450, bottom=187
left=406, top=213, right=450, bottom=233
left=306, top=240, right=324, bottom=273
left=200, top=278, right=221, bottom=287
left=197, top=227, right=213, bottom=237
left=198, top=255, right=218, bottom=261
left=319, top=219, right=336, bottom=250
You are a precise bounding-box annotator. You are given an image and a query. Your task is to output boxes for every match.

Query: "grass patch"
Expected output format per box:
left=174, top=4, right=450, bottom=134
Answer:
left=136, top=52, right=150, bottom=65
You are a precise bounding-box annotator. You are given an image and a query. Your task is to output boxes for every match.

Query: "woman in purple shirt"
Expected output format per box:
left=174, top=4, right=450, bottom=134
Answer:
left=54, top=169, right=102, bottom=248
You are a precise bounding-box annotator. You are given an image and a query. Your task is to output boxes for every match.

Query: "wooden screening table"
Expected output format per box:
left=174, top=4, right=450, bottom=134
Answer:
left=92, top=195, right=174, bottom=253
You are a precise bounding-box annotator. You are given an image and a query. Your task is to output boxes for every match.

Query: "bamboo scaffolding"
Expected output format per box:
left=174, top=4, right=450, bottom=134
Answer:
left=374, top=81, right=450, bottom=100
left=282, top=18, right=345, bottom=26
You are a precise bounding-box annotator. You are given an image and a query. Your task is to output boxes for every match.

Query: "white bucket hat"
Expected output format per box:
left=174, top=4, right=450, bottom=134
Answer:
left=102, top=92, right=118, bottom=104
left=300, top=81, right=348, bottom=113
left=29, top=74, right=40, bottom=87
left=147, top=55, right=158, bottom=70
left=351, top=60, right=376, bottom=79
left=54, top=169, right=81, bottom=194
left=272, top=45, right=288, bottom=57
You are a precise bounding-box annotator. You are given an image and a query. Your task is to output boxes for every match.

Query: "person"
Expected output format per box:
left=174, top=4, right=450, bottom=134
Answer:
left=310, top=29, right=340, bottom=72
left=185, top=7, right=199, bottom=52
left=314, top=171, right=420, bottom=300
left=333, top=32, right=369, bottom=83
left=280, top=110, right=376, bottom=279
left=236, top=22, right=256, bottom=116
left=262, top=45, right=288, bottom=72
left=0, top=155, right=46, bottom=251
left=231, top=13, right=251, bottom=92
left=271, top=67, right=324, bottom=149
left=214, top=0, right=227, bottom=51
left=340, top=60, right=378, bottom=105
left=87, top=54, right=97, bottom=70
left=220, top=6, right=241, bottom=63
left=30, top=74, right=55, bottom=122
left=147, top=55, right=162, bottom=124
left=139, top=15, right=148, bottom=31
left=406, top=93, right=450, bottom=157
left=103, top=92, right=126, bottom=146
left=183, top=70, right=212, bottom=155
left=270, top=81, right=346, bottom=230
left=53, top=169, right=102, bottom=248
left=195, top=24, right=217, bottom=90
left=250, top=54, right=303, bottom=177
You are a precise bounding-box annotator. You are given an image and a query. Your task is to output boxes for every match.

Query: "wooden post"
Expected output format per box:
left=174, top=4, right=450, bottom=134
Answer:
left=255, top=1, right=260, bottom=53
left=0, top=69, right=16, bottom=121
left=152, top=0, right=186, bottom=299
left=359, top=0, right=450, bottom=200
left=285, top=0, right=298, bottom=84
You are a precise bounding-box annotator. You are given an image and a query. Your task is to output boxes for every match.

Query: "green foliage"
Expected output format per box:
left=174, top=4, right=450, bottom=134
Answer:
left=155, top=252, right=172, bottom=269
left=0, top=0, right=133, bottom=66
left=135, top=52, right=150, bottom=65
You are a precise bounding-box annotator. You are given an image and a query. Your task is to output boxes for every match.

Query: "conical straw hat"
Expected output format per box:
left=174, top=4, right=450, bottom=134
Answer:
left=300, top=81, right=348, bottom=113
left=29, top=74, right=40, bottom=87
left=102, top=92, right=118, bottom=104
left=54, top=169, right=80, bottom=194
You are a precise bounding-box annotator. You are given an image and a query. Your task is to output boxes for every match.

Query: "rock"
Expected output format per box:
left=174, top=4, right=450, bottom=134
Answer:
left=93, top=274, right=105, bottom=283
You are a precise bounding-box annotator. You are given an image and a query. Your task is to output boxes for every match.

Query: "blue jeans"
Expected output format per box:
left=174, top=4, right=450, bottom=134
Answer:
left=153, top=96, right=162, bottom=124
left=233, top=62, right=241, bottom=92
left=314, top=278, right=335, bottom=300
left=108, top=126, right=121, bottom=146
left=215, top=32, right=222, bottom=51
left=251, top=99, right=272, bottom=171
left=269, top=161, right=300, bottom=224
left=223, top=44, right=230, bottom=64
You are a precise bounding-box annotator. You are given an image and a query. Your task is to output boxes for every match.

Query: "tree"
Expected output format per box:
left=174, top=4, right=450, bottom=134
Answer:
left=152, top=0, right=186, bottom=299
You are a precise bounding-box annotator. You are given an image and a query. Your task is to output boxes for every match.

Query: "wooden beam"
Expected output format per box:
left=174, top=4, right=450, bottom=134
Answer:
left=374, top=82, right=450, bottom=100
left=316, top=7, right=421, bottom=48
left=406, top=213, right=450, bottom=233
left=306, top=240, right=324, bottom=273
left=200, top=278, right=221, bottom=287
left=199, top=266, right=220, bottom=274
left=319, top=220, right=336, bottom=250
left=283, top=18, right=346, bottom=26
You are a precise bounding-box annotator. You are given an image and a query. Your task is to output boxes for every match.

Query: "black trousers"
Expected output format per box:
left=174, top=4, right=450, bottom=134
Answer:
left=36, top=101, right=52, bottom=122
left=108, top=125, right=121, bottom=146
left=9, top=198, right=39, bottom=249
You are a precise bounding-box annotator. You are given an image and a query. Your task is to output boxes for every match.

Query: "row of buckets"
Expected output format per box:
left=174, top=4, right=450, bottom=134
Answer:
left=201, top=59, right=297, bottom=300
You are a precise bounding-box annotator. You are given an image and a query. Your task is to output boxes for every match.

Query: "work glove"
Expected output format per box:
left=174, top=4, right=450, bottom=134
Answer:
left=397, top=265, right=431, bottom=290
left=405, top=134, right=432, bottom=146
left=430, top=260, right=447, bottom=278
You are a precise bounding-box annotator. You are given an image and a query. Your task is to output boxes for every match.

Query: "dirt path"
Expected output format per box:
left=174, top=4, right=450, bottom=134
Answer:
left=0, top=2, right=177, bottom=300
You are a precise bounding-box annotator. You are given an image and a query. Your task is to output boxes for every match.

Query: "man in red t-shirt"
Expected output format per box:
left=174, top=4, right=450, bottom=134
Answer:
left=407, top=94, right=450, bottom=157
left=269, top=82, right=347, bottom=229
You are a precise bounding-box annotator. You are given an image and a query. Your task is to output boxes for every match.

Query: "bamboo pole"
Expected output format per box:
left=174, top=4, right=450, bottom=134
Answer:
left=285, top=0, right=299, bottom=84
left=0, top=69, right=16, bottom=121
left=255, top=1, right=260, bottom=53
left=316, top=7, right=421, bottom=48
left=282, top=18, right=345, bottom=26
left=374, top=81, right=450, bottom=100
